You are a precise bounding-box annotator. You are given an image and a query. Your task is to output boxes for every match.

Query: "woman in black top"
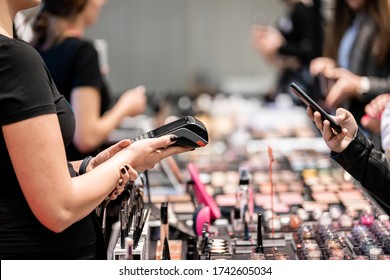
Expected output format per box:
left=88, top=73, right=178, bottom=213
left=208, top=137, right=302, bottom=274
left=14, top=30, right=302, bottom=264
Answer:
left=0, top=0, right=190, bottom=259
left=31, top=0, right=147, bottom=161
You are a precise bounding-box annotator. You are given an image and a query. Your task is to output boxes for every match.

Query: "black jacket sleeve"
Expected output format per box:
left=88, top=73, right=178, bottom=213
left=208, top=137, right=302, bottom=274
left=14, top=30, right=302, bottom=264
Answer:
left=331, top=129, right=390, bottom=210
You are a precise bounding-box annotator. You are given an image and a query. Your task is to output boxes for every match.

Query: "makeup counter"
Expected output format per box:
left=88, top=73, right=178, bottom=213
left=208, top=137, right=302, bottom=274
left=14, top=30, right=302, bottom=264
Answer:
left=107, top=92, right=390, bottom=261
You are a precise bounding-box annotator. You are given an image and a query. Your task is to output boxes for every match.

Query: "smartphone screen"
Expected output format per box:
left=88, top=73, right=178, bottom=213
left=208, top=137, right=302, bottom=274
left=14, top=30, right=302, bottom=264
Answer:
left=290, top=82, right=342, bottom=133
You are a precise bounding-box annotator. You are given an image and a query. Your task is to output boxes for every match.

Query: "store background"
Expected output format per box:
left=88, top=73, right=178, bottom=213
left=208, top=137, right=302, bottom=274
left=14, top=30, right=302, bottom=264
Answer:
left=21, top=0, right=333, bottom=98
left=83, top=0, right=330, bottom=97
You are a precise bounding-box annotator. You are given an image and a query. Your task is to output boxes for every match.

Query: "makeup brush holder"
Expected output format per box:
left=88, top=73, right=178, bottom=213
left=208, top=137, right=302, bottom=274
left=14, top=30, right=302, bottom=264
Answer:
left=113, top=220, right=150, bottom=260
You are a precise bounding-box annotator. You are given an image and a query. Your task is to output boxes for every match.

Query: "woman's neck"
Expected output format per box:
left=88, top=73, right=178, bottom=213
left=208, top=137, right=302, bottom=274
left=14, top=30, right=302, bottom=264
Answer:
left=0, top=7, right=14, bottom=37
left=0, top=25, right=13, bottom=38
left=63, top=28, right=84, bottom=38
left=62, top=20, right=85, bottom=38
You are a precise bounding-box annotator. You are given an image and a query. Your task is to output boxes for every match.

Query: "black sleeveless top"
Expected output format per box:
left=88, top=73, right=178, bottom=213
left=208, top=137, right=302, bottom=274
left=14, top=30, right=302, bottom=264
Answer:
left=0, top=35, right=102, bottom=259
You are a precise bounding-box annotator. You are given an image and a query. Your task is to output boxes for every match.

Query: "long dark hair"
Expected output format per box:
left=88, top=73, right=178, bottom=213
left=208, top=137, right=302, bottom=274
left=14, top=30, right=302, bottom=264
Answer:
left=31, top=0, right=88, bottom=50
left=324, top=0, right=390, bottom=66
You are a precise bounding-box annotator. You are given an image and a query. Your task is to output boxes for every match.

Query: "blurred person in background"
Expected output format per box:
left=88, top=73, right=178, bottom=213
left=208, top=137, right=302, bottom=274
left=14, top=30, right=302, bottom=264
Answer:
left=31, top=0, right=147, bottom=161
left=310, top=0, right=390, bottom=133
left=359, top=93, right=390, bottom=155
left=252, top=0, right=324, bottom=102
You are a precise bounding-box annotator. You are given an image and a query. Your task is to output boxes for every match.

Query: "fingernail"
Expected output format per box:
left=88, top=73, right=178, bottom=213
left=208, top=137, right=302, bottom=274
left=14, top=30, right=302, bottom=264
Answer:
left=170, top=135, right=178, bottom=142
left=121, top=167, right=126, bottom=174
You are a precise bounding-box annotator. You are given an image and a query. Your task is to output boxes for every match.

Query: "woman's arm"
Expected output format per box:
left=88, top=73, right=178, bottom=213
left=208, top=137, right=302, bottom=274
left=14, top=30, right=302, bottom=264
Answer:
left=3, top=113, right=188, bottom=233
left=331, top=129, right=390, bottom=209
left=3, top=114, right=122, bottom=233
left=70, top=139, right=132, bottom=173
left=70, top=85, right=146, bottom=154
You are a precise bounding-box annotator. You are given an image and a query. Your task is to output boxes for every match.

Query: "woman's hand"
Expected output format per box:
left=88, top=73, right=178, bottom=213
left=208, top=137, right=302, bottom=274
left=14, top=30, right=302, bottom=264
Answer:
left=89, top=139, right=132, bottom=171
left=310, top=57, right=336, bottom=76
left=307, top=107, right=357, bottom=153
left=321, top=68, right=363, bottom=108
left=361, top=93, right=390, bottom=133
left=123, top=134, right=193, bottom=171
left=117, top=85, right=147, bottom=117
left=88, top=139, right=137, bottom=199
left=251, top=25, right=284, bottom=62
left=107, top=164, right=137, bottom=200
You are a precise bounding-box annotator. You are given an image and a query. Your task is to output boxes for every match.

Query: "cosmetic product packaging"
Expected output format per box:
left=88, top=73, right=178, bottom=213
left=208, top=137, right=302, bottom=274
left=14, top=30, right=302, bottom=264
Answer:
left=244, top=219, right=250, bottom=240
left=237, top=167, right=252, bottom=221
left=359, top=208, right=375, bottom=227
left=255, top=213, right=264, bottom=253
left=186, top=236, right=198, bottom=260
left=339, top=213, right=353, bottom=228
left=250, top=252, right=265, bottom=260
left=232, top=207, right=242, bottom=236
left=369, top=247, right=382, bottom=260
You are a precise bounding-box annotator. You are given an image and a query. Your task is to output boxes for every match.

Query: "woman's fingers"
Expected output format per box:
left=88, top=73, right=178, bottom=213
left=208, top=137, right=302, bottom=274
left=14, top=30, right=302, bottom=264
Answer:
left=109, top=164, right=138, bottom=200
left=157, top=145, right=192, bottom=159
left=148, top=134, right=178, bottom=150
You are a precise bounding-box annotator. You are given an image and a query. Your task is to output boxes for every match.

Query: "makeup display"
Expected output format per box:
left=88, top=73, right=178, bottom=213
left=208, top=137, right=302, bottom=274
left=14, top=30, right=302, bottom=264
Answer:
left=107, top=93, right=390, bottom=260
left=174, top=159, right=390, bottom=260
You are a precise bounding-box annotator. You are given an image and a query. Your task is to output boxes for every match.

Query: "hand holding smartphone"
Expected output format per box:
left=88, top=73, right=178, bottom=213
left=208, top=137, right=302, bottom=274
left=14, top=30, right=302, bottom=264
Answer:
left=290, top=82, right=342, bottom=133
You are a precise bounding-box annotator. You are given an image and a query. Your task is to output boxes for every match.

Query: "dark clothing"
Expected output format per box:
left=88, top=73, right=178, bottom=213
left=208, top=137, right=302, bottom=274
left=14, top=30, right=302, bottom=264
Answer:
left=337, top=14, right=390, bottom=128
left=277, top=1, right=323, bottom=65
left=275, top=0, right=323, bottom=95
left=0, top=35, right=103, bottom=259
left=38, top=37, right=111, bottom=161
left=332, top=129, right=390, bottom=213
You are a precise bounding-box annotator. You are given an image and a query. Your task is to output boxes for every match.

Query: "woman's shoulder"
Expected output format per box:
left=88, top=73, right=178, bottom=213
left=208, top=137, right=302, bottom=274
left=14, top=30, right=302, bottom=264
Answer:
left=62, top=37, right=97, bottom=53
left=0, top=36, right=44, bottom=67
left=0, top=36, right=36, bottom=54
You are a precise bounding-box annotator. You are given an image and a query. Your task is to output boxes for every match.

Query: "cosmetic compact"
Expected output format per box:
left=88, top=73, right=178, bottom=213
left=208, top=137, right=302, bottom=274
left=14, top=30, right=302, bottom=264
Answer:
left=199, top=237, right=233, bottom=260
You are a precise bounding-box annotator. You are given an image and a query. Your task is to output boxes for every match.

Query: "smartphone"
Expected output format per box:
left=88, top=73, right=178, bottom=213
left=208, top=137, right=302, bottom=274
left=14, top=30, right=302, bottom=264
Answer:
left=132, top=116, right=208, bottom=148
left=290, top=82, right=342, bottom=133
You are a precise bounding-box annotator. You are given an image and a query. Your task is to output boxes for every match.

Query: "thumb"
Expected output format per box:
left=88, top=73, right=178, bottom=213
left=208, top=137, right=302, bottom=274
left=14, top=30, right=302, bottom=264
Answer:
left=150, top=134, right=178, bottom=149
left=112, top=139, right=132, bottom=152
left=335, top=108, right=347, bottom=119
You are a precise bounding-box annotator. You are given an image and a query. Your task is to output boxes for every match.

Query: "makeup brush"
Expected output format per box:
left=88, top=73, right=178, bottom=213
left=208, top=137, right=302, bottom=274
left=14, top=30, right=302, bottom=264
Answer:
left=256, top=212, right=264, bottom=253
left=162, top=236, right=171, bottom=260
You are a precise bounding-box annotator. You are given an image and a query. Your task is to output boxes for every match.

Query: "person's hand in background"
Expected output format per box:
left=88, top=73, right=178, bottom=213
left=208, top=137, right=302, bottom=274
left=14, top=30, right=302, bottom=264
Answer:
left=251, top=25, right=284, bottom=62
left=310, top=57, right=336, bottom=77
left=321, top=68, right=363, bottom=109
left=360, top=93, right=390, bottom=134
left=117, top=85, right=147, bottom=117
